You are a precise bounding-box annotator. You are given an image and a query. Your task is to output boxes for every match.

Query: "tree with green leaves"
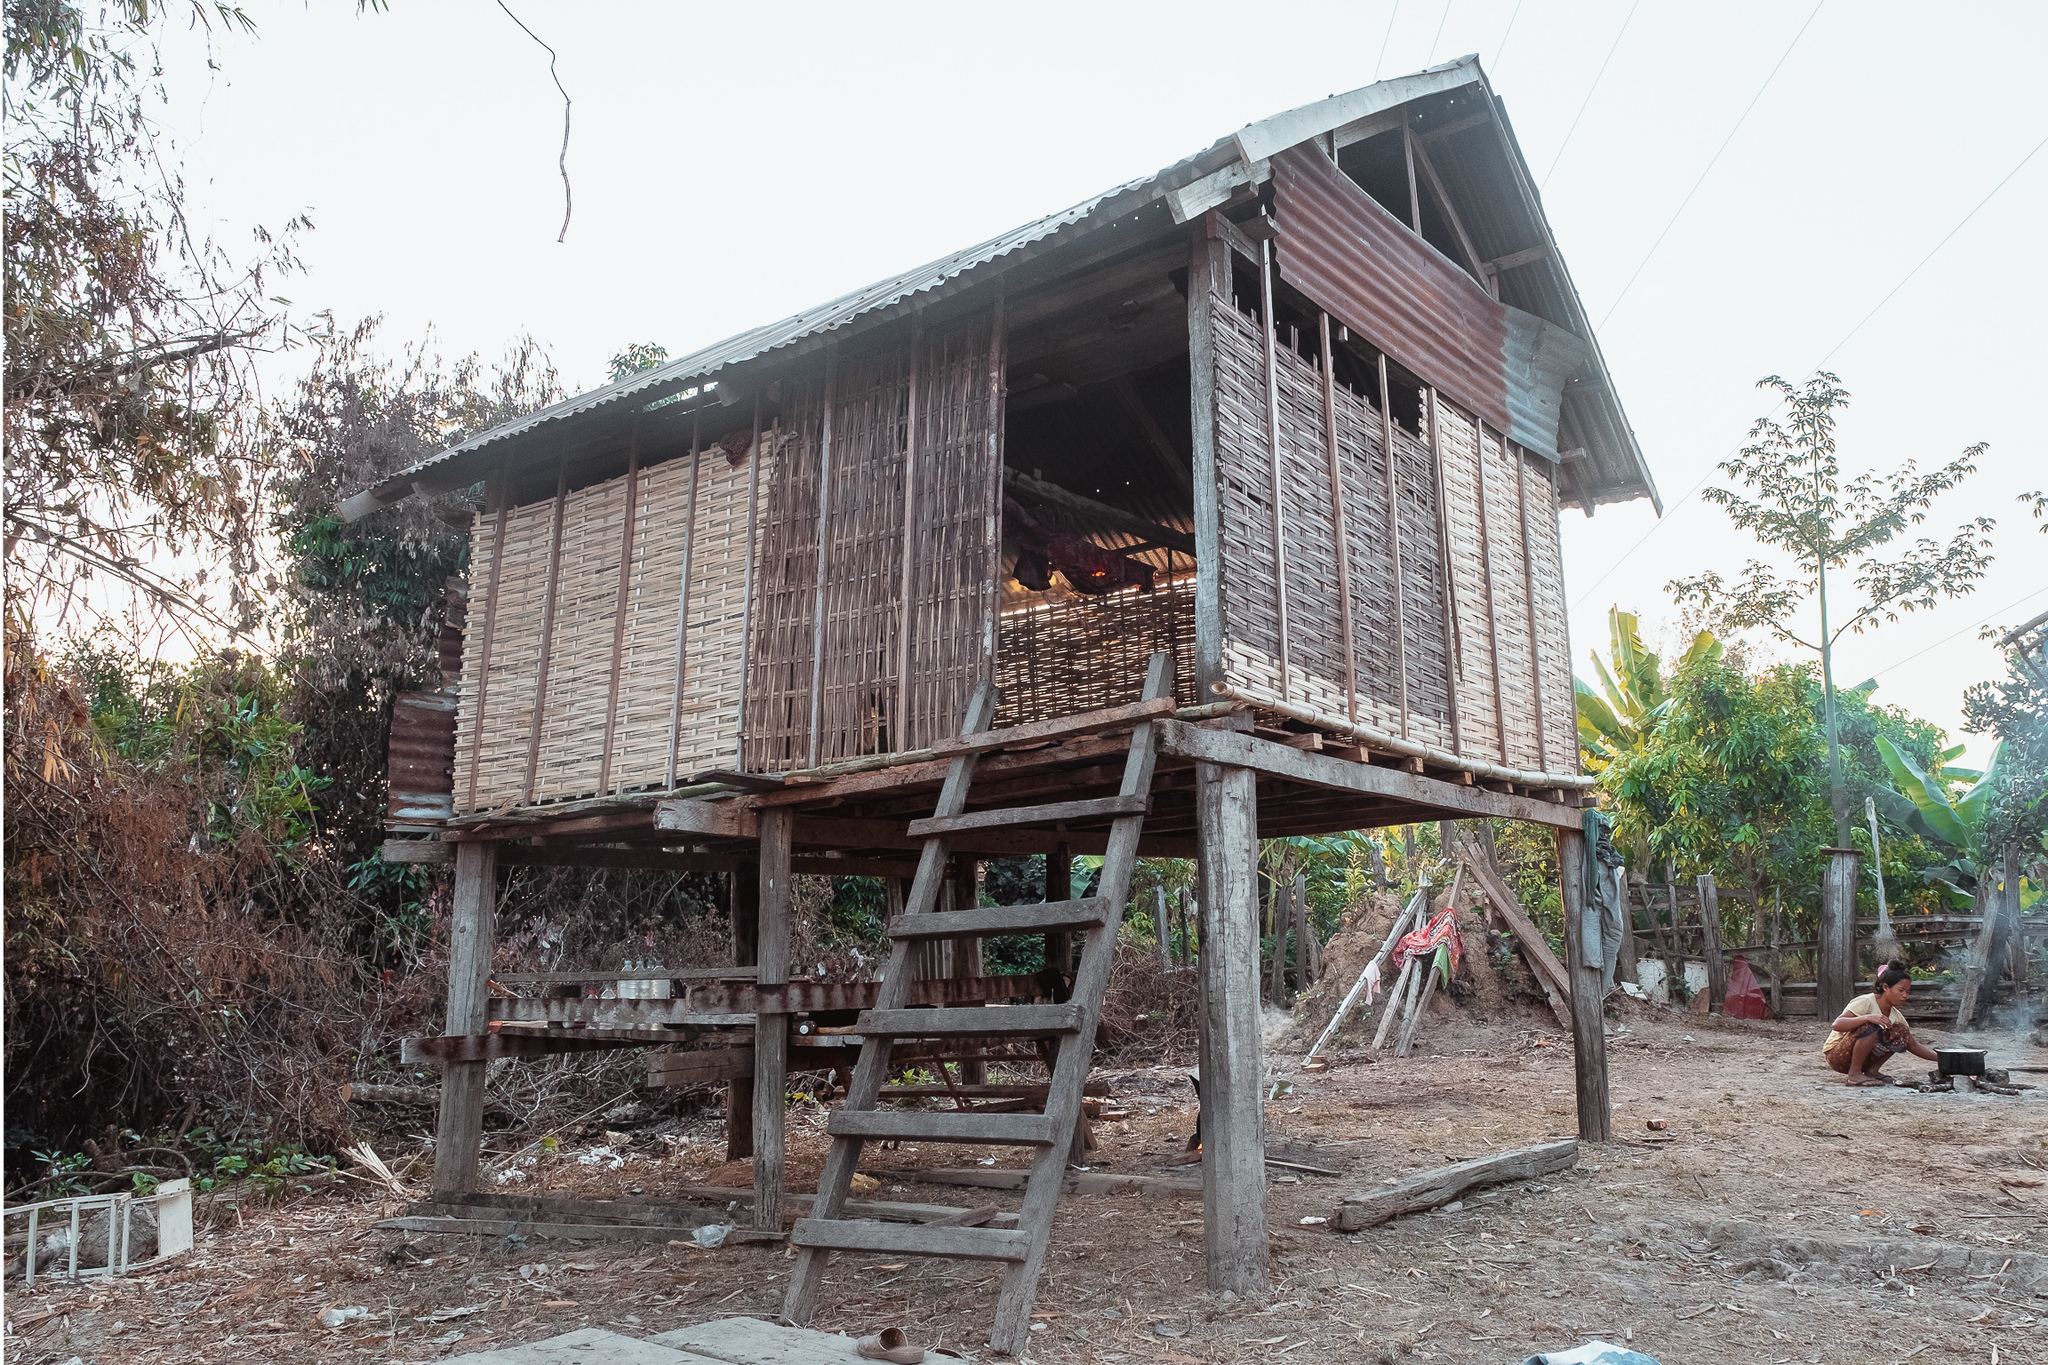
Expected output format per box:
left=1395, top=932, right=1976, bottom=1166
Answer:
left=1668, top=373, right=1996, bottom=847
left=1574, top=607, right=1721, bottom=771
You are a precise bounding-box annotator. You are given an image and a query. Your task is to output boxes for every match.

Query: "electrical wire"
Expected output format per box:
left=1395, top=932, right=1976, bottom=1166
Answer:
left=1491, top=0, right=1525, bottom=76
left=1867, top=586, right=2048, bottom=681
left=1596, top=0, right=1826, bottom=329
left=1375, top=0, right=1403, bottom=81
left=1427, top=0, right=1453, bottom=65
left=1569, top=131, right=2048, bottom=612
left=1539, top=0, right=1642, bottom=190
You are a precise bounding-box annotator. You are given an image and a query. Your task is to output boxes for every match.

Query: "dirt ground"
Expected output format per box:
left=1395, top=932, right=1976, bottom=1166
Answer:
left=6, top=1000, right=2045, bottom=1365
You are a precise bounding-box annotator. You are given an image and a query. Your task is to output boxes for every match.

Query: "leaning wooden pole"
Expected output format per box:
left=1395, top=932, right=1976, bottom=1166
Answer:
left=1308, top=885, right=1426, bottom=1061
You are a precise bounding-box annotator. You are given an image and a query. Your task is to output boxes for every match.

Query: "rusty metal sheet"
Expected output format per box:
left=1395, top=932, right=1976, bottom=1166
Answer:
left=387, top=690, right=458, bottom=822
left=1270, top=145, right=1584, bottom=461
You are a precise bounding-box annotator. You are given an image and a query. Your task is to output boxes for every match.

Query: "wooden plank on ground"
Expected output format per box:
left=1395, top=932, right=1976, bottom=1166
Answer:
left=376, top=1216, right=696, bottom=1242
left=416, top=1191, right=716, bottom=1227
left=1333, top=1140, right=1579, bottom=1230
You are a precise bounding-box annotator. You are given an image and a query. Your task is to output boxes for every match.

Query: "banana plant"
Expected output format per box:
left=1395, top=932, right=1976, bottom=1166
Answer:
left=1873, top=735, right=2035, bottom=909
left=1575, top=608, right=1722, bottom=767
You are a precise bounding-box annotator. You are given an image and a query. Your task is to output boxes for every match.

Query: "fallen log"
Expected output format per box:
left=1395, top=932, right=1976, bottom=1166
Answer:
left=1334, top=1139, right=1579, bottom=1230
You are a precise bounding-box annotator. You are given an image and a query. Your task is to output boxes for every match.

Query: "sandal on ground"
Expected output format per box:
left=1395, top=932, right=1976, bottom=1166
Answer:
left=857, top=1327, right=925, bottom=1363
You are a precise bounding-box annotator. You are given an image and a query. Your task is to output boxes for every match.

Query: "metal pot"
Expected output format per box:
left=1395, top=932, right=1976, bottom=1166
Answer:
left=1935, top=1047, right=1986, bottom=1077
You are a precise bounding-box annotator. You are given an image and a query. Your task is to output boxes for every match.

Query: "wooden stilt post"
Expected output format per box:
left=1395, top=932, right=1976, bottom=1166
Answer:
left=726, top=861, right=760, bottom=1161
left=1559, top=821, right=1611, bottom=1143
left=1697, top=873, right=1727, bottom=1014
left=1818, top=847, right=1860, bottom=1023
left=753, top=807, right=793, bottom=1232
left=433, top=840, right=499, bottom=1197
left=1195, top=757, right=1267, bottom=1294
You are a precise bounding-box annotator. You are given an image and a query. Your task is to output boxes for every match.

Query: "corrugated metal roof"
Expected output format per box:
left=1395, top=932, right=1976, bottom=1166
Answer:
left=346, top=56, right=1656, bottom=519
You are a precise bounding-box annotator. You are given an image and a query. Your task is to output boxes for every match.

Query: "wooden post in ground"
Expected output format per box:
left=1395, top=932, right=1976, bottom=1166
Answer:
left=1697, top=873, right=1727, bottom=1014
left=1614, top=867, right=1638, bottom=992
left=1155, top=885, right=1173, bottom=976
left=1266, top=873, right=1288, bottom=1004
left=1559, top=822, right=1611, bottom=1143
left=752, top=807, right=793, bottom=1232
left=1768, top=888, right=1784, bottom=1019
left=1044, top=844, right=1072, bottom=982
left=726, top=861, right=760, bottom=1160
left=1957, top=842, right=2021, bottom=1030
left=1817, top=847, right=1860, bottom=1023
left=433, top=840, right=499, bottom=1197
left=1295, top=872, right=1316, bottom=983
left=1194, top=758, right=1267, bottom=1295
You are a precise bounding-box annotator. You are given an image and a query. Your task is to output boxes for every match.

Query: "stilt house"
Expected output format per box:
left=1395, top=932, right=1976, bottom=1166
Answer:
left=353, top=56, right=1657, bottom=1352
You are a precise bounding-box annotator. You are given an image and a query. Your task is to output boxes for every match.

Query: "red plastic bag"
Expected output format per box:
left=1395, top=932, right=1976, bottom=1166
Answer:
left=1725, top=954, right=1768, bottom=1019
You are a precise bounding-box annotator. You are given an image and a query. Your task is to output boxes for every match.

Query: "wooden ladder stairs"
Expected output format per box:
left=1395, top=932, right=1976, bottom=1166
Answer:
left=782, top=653, right=1174, bottom=1355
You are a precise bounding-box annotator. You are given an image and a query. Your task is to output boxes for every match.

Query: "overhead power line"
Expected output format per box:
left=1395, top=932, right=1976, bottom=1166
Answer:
left=1596, top=0, right=1827, bottom=330
left=1375, top=0, right=1402, bottom=81
left=1868, top=585, right=2048, bottom=680
left=1427, top=0, right=1453, bottom=65
left=1540, top=0, right=1642, bottom=190
left=1569, top=130, right=2048, bottom=612
left=1491, top=0, right=1525, bottom=76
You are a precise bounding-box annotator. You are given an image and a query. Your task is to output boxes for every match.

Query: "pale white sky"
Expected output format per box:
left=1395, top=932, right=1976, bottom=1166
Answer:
left=153, top=0, right=2046, bottom=756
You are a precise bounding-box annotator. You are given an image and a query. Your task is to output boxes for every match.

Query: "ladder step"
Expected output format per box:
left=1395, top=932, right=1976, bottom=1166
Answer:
left=827, top=1110, right=1057, bottom=1145
left=905, top=794, right=1148, bottom=839
left=888, top=898, right=1109, bottom=941
left=789, top=1218, right=1035, bottom=1262
left=856, top=1004, right=1085, bottom=1038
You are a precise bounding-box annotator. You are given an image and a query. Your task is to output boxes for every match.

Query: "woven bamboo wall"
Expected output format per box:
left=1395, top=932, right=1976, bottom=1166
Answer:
left=450, top=432, right=778, bottom=815
left=997, top=570, right=1196, bottom=727
left=1207, top=270, right=1574, bottom=777
left=743, top=310, right=1001, bottom=771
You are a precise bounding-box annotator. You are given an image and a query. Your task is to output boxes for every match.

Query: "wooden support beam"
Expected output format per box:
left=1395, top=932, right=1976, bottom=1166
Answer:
left=806, top=346, right=839, bottom=770
left=1194, top=757, right=1267, bottom=1294
left=521, top=463, right=570, bottom=805
left=1002, top=467, right=1197, bottom=556
left=1158, top=721, right=1584, bottom=829
left=662, top=417, right=704, bottom=789
left=1318, top=313, right=1361, bottom=724
left=433, top=841, right=498, bottom=1197
left=597, top=422, right=643, bottom=796
left=1189, top=225, right=1229, bottom=697
left=1559, top=824, right=1611, bottom=1143
left=754, top=809, right=792, bottom=1229
left=1818, top=848, right=1860, bottom=1023
left=1484, top=244, right=1549, bottom=274
left=1111, top=377, right=1195, bottom=502
left=1377, top=353, right=1410, bottom=737
left=1257, top=235, right=1293, bottom=703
